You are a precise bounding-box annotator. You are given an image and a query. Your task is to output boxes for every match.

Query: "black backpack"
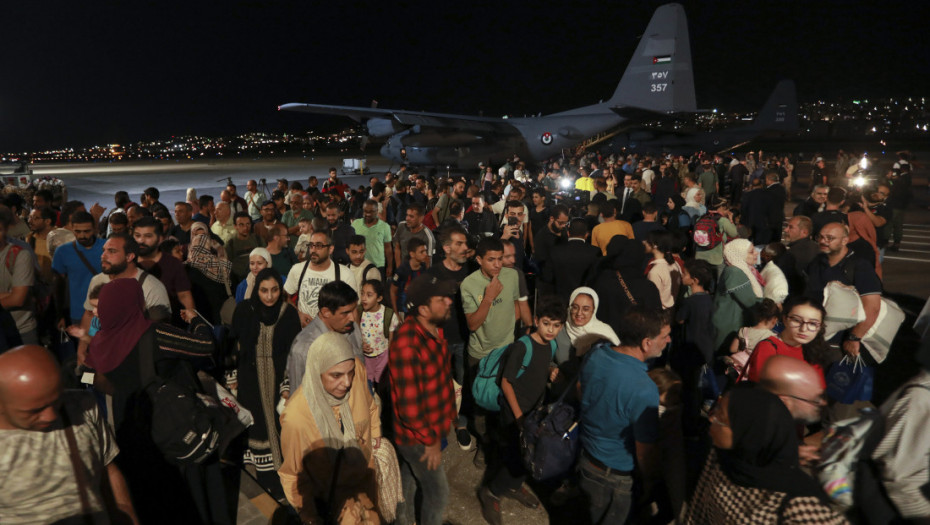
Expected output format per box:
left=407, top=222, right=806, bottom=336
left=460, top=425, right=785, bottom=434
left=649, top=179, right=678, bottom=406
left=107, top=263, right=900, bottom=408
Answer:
left=138, top=331, right=244, bottom=465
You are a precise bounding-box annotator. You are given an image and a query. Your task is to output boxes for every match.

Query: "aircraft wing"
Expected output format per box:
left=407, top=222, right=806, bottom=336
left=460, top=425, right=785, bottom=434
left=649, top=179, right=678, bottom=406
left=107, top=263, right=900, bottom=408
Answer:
left=278, top=103, right=521, bottom=135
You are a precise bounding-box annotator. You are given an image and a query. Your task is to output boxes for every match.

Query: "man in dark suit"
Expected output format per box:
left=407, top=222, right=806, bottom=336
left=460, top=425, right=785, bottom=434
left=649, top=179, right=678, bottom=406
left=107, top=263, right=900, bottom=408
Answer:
left=740, top=178, right=772, bottom=245
left=545, top=218, right=601, bottom=303
left=763, top=171, right=787, bottom=243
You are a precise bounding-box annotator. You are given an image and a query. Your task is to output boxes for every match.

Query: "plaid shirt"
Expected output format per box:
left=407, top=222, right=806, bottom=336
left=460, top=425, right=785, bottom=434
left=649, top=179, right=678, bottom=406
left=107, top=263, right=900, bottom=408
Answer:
left=388, top=316, right=455, bottom=446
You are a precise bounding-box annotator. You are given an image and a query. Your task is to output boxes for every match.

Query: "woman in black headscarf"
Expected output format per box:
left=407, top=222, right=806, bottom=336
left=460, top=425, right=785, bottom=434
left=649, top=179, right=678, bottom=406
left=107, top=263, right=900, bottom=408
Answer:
left=686, top=387, right=845, bottom=524
left=592, top=235, right=662, bottom=332
left=229, top=267, right=301, bottom=500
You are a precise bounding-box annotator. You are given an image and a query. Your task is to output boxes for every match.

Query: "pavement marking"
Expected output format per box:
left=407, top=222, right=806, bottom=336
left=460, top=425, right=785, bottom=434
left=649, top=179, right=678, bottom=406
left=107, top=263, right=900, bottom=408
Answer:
left=884, top=256, right=930, bottom=263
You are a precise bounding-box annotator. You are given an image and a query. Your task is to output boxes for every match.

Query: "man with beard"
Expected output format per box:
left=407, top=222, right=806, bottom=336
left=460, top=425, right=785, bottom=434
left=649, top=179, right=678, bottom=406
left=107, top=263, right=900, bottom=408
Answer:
left=325, top=201, right=355, bottom=265
left=532, top=204, right=569, bottom=279
left=52, top=211, right=105, bottom=327
left=227, top=211, right=266, bottom=284
left=81, top=232, right=171, bottom=332
left=393, top=202, right=435, bottom=268
left=286, top=280, right=362, bottom=387
left=133, top=216, right=195, bottom=325
left=284, top=230, right=358, bottom=327
left=427, top=225, right=475, bottom=449
left=390, top=274, right=457, bottom=525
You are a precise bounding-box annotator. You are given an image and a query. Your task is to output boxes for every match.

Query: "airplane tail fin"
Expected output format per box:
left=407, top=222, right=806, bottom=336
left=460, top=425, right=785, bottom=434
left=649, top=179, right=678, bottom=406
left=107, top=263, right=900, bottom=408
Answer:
left=751, top=80, right=798, bottom=132
left=608, top=3, right=696, bottom=114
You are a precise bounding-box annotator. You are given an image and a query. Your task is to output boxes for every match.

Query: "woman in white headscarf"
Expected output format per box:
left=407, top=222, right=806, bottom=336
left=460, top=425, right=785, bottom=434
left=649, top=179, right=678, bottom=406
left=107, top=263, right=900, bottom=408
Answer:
left=234, top=247, right=273, bottom=303
left=682, top=187, right=707, bottom=224
left=566, top=287, right=620, bottom=355
left=279, top=332, right=382, bottom=524
left=712, top=239, right=763, bottom=353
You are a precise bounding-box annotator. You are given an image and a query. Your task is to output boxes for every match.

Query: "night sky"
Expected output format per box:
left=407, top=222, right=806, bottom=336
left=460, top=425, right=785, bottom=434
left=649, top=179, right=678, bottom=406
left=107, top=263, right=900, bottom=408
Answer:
left=4, top=1, right=928, bottom=152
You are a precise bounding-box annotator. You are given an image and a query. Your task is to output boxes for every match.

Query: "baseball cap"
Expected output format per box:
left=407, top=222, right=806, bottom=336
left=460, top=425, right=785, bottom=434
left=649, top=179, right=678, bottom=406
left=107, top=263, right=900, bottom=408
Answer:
left=405, top=274, right=457, bottom=312
left=277, top=178, right=288, bottom=184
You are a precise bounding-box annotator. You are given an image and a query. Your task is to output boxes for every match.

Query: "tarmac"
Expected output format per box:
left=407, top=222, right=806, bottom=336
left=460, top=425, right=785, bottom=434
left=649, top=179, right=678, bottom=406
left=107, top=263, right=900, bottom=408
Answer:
left=22, top=153, right=930, bottom=524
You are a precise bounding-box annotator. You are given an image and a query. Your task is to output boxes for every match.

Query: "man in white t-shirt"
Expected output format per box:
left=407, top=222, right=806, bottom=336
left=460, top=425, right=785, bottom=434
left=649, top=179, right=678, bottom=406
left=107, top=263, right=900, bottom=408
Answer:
left=0, top=345, right=137, bottom=524
left=284, top=230, right=357, bottom=327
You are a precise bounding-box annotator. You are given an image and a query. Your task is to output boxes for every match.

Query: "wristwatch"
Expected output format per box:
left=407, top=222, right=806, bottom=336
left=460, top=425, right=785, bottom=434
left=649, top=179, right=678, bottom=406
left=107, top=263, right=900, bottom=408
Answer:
left=846, top=333, right=862, bottom=342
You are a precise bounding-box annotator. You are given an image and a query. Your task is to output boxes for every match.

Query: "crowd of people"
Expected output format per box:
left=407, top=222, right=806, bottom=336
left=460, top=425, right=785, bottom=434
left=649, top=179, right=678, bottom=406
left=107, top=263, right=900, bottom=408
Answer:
left=0, top=149, right=928, bottom=525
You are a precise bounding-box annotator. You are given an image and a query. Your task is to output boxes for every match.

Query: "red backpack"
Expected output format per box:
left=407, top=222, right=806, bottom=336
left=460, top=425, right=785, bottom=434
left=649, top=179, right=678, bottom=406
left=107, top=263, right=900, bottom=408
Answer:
left=692, top=212, right=724, bottom=249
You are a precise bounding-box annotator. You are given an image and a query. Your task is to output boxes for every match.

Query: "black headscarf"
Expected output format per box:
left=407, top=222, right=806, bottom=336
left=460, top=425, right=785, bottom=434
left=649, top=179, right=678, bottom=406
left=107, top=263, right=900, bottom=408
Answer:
left=250, top=268, right=285, bottom=326
left=718, top=386, right=831, bottom=504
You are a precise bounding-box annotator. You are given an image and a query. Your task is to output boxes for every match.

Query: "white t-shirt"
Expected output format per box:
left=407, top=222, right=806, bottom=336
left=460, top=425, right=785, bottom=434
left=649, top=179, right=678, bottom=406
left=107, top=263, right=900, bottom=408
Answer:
left=84, top=267, right=171, bottom=316
left=284, top=259, right=358, bottom=318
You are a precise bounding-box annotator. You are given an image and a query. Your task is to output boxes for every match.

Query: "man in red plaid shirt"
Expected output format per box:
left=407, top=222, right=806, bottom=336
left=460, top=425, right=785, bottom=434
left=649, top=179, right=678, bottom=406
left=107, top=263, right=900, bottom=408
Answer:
left=389, top=274, right=457, bottom=525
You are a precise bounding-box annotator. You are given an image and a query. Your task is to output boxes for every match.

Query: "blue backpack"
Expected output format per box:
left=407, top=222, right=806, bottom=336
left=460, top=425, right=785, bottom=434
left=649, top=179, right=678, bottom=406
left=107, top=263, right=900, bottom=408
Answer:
left=472, top=335, right=556, bottom=412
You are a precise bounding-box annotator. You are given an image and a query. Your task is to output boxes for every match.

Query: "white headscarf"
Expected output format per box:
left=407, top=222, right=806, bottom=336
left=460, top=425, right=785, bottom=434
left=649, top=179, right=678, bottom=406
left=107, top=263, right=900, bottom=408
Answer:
left=684, top=187, right=703, bottom=208
left=723, top=239, right=763, bottom=298
left=243, top=247, right=272, bottom=300
left=301, top=332, right=359, bottom=455
left=565, top=287, right=620, bottom=354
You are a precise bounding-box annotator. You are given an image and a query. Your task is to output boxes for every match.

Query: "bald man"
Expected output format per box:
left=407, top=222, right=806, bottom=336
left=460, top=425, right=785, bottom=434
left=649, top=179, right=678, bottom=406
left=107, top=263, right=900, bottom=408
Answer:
left=0, top=345, right=138, bottom=523
left=760, top=355, right=826, bottom=468
left=759, top=354, right=826, bottom=425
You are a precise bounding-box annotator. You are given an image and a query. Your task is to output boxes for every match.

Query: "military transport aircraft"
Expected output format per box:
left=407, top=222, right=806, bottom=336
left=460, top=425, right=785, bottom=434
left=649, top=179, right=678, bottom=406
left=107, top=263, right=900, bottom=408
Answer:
left=621, top=79, right=799, bottom=155
left=279, top=3, right=698, bottom=168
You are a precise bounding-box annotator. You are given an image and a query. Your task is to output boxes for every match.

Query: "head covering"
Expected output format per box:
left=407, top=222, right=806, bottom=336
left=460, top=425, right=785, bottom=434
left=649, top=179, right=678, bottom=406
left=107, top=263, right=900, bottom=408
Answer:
left=250, top=268, right=285, bottom=325
left=685, top=187, right=703, bottom=208
left=190, top=221, right=209, bottom=237
left=847, top=211, right=881, bottom=278
left=718, top=386, right=831, bottom=503
left=566, top=287, right=620, bottom=353
left=301, top=332, right=359, bottom=455
left=606, top=235, right=646, bottom=272
left=404, top=274, right=457, bottom=312
left=86, top=278, right=153, bottom=373
left=723, top=239, right=764, bottom=298
left=244, top=248, right=273, bottom=300
left=188, top=229, right=231, bottom=285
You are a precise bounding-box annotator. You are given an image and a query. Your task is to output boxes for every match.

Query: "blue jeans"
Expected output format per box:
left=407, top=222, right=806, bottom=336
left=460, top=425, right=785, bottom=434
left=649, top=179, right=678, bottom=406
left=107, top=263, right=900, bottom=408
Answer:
left=395, top=443, right=449, bottom=525
left=578, top=454, right=634, bottom=525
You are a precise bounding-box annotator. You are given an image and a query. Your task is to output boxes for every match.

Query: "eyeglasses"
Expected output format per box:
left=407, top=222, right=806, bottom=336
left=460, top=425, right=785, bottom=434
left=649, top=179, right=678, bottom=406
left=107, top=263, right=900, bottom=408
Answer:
left=308, top=243, right=331, bottom=250
left=782, top=393, right=825, bottom=407
left=786, top=314, right=822, bottom=332
left=816, top=234, right=842, bottom=242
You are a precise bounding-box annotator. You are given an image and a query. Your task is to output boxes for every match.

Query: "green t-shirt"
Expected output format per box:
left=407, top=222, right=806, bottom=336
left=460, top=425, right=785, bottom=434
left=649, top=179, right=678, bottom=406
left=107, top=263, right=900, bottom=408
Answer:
left=351, top=218, right=392, bottom=267
left=460, top=267, right=520, bottom=359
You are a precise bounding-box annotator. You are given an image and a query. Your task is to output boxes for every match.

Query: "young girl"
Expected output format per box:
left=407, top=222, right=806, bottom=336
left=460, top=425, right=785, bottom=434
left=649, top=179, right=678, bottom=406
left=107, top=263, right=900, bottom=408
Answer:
left=727, top=298, right=780, bottom=380
left=358, top=279, right=398, bottom=386
left=645, top=229, right=682, bottom=310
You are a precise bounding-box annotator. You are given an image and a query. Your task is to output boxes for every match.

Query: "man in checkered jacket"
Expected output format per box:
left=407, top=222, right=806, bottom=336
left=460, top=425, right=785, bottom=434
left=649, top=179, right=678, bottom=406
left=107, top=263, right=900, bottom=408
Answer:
left=389, top=274, right=458, bottom=525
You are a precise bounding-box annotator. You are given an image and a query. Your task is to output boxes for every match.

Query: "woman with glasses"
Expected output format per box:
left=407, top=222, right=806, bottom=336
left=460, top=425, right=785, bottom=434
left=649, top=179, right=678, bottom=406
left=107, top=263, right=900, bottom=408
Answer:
left=742, top=296, right=830, bottom=384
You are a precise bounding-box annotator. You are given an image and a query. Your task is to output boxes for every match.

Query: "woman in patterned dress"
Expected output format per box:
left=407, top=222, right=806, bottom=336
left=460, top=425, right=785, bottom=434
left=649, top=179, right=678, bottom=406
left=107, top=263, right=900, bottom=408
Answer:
left=230, top=267, right=301, bottom=500
left=686, top=387, right=847, bottom=524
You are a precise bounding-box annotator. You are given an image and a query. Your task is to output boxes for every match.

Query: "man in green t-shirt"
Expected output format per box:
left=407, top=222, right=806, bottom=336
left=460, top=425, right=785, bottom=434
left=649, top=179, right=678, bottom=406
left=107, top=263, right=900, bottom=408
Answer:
left=351, top=200, right=393, bottom=278
left=461, top=237, right=520, bottom=362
